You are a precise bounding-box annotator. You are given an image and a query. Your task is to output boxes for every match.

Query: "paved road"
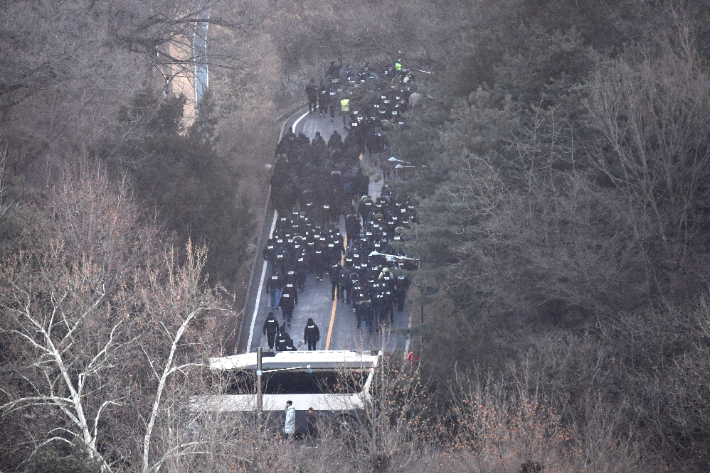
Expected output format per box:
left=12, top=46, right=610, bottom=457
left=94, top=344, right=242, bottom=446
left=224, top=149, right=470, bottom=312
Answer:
left=235, top=109, right=410, bottom=355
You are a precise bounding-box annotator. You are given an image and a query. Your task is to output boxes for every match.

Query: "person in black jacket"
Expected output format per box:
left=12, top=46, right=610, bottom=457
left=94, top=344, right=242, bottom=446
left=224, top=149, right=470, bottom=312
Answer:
left=262, top=312, right=280, bottom=350
left=318, top=81, right=329, bottom=116
left=328, top=129, right=343, bottom=151
left=339, top=266, right=352, bottom=303
left=306, top=79, right=318, bottom=113
left=345, top=212, right=361, bottom=246
left=279, top=290, right=296, bottom=326
left=303, top=318, right=320, bottom=350
left=356, top=298, right=375, bottom=333
left=266, top=270, right=284, bottom=309
left=276, top=325, right=292, bottom=351
left=326, top=59, right=342, bottom=79
left=393, top=274, right=410, bottom=311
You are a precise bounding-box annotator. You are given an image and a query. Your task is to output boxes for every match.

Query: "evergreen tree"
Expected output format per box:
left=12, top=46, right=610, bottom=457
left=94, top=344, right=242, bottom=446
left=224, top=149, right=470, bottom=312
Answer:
left=107, top=89, right=253, bottom=283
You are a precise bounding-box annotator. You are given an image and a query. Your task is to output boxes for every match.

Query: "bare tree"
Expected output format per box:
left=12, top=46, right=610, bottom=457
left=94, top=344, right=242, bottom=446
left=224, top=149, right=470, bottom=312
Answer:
left=136, top=242, right=222, bottom=473
left=445, top=359, right=650, bottom=473
left=0, top=159, right=224, bottom=472
left=0, top=0, right=272, bottom=175
left=325, top=350, right=431, bottom=473
left=585, top=26, right=710, bottom=295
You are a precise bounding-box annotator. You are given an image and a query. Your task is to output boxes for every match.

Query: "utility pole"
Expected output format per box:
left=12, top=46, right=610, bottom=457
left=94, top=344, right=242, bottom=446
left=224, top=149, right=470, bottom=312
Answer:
left=193, top=0, right=210, bottom=104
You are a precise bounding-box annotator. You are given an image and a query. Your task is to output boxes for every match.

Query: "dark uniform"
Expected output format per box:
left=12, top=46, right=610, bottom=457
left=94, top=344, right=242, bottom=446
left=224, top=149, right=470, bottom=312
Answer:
left=303, top=318, right=320, bottom=350
left=394, top=274, right=410, bottom=311
left=275, top=325, right=292, bottom=351
left=262, top=312, right=280, bottom=350
left=279, top=290, right=295, bottom=326
left=263, top=239, right=276, bottom=267
left=345, top=213, right=361, bottom=245
left=328, top=262, right=342, bottom=300
left=328, top=130, right=344, bottom=151
left=312, top=131, right=326, bottom=147
left=306, top=79, right=318, bottom=113
left=359, top=195, right=374, bottom=221
left=266, top=271, right=283, bottom=309
left=282, top=282, right=298, bottom=306
left=339, top=266, right=352, bottom=303
left=312, top=244, right=326, bottom=281
left=356, top=299, right=375, bottom=333
left=319, top=82, right=330, bottom=115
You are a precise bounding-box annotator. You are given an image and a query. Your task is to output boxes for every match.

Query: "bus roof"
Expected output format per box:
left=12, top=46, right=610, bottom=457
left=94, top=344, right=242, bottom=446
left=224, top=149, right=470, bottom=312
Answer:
left=209, top=350, right=380, bottom=371
left=191, top=393, right=367, bottom=412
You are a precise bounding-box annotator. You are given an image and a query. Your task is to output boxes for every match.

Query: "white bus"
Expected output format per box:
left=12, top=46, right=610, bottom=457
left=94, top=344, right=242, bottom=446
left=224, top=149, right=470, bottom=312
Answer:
left=191, top=350, right=381, bottom=434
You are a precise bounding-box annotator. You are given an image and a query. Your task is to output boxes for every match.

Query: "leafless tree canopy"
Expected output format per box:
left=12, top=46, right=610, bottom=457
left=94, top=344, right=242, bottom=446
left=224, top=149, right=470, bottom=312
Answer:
left=0, top=158, right=225, bottom=471
left=2, top=0, right=710, bottom=471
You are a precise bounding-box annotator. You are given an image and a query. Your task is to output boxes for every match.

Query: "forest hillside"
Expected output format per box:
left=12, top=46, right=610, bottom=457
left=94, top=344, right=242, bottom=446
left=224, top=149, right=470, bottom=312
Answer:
left=2, top=0, right=710, bottom=471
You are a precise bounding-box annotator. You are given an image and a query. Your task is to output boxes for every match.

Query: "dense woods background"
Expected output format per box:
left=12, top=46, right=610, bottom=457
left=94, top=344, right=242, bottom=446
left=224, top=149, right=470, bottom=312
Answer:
left=2, top=0, right=710, bottom=471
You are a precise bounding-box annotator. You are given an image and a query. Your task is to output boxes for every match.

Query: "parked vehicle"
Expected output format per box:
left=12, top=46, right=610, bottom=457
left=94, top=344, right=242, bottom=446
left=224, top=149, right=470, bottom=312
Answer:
left=191, top=350, right=381, bottom=435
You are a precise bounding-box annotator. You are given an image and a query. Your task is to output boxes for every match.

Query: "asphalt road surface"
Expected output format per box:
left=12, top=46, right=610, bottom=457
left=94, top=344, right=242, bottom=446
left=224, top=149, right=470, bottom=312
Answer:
left=235, top=108, right=411, bottom=355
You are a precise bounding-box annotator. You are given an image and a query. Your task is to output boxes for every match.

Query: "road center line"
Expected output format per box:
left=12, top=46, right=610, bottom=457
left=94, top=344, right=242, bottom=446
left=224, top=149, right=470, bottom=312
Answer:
left=325, top=298, right=337, bottom=350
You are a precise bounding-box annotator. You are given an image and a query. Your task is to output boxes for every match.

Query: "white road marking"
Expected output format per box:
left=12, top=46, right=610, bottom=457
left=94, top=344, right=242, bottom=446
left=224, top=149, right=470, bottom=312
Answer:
left=246, top=211, right=278, bottom=352
left=245, top=108, right=307, bottom=352
left=292, top=111, right=309, bottom=132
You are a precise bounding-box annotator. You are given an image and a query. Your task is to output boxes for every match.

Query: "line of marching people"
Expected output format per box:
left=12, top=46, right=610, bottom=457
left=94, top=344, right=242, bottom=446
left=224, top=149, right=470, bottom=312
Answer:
left=262, top=195, right=417, bottom=345
left=271, top=126, right=370, bottom=223
left=263, top=185, right=417, bottom=339
left=338, top=188, right=417, bottom=334
left=263, top=210, right=345, bottom=326
left=305, top=57, right=418, bottom=157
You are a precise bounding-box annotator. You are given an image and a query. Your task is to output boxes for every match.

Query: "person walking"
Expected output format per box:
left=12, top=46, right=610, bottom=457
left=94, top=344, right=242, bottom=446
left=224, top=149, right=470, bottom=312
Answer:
left=328, top=129, right=343, bottom=151
left=279, top=289, right=295, bottom=326
left=329, top=87, right=337, bottom=119
left=339, top=265, right=352, bottom=303
left=394, top=274, right=410, bottom=311
left=284, top=400, right=296, bottom=439
left=303, top=317, right=320, bottom=350
left=328, top=262, right=342, bottom=300
left=340, top=95, right=350, bottom=130
left=262, top=312, right=280, bottom=350
left=318, top=81, right=329, bottom=116
left=356, top=298, right=374, bottom=333
left=306, top=79, right=318, bottom=113
left=345, top=212, right=361, bottom=246
left=266, top=271, right=283, bottom=309
left=276, top=324, right=292, bottom=351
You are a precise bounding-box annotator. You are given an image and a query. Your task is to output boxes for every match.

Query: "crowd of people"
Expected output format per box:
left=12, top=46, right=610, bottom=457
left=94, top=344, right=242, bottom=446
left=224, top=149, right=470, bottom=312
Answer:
left=305, top=58, right=418, bottom=152
left=270, top=126, right=368, bottom=220
left=263, top=182, right=417, bottom=347
left=341, top=190, right=417, bottom=333
left=271, top=57, right=419, bottom=220
left=263, top=57, right=420, bottom=351
left=269, top=58, right=421, bottom=444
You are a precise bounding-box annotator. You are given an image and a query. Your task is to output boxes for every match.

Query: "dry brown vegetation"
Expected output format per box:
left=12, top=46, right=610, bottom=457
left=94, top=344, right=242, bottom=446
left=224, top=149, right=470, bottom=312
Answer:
left=2, top=0, right=710, bottom=471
